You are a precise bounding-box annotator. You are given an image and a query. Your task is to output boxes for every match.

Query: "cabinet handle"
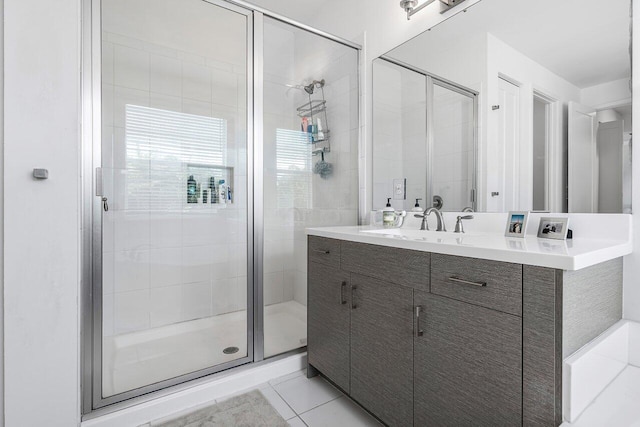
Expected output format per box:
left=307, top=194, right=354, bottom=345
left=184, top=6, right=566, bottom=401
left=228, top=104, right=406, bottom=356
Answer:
left=351, top=286, right=357, bottom=309
left=340, top=281, right=347, bottom=305
left=313, top=249, right=330, bottom=254
left=448, top=276, right=487, bottom=287
left=415, top=305, right=424, bottom=337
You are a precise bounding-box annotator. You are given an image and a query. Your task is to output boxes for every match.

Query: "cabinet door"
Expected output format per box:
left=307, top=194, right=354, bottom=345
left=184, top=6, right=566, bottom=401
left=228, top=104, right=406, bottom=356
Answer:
left=350, top=273, right=414, bottom=426
left=414, top=292, right=522, bottom=426
left=307, top=261, right=351, bottom=392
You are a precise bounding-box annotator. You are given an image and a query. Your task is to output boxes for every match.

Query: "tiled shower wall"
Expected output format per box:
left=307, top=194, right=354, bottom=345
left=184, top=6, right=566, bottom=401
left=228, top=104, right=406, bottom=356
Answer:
left=101, top=29, right=248, bottom=337
left=263, top=18, right=359, bottom=310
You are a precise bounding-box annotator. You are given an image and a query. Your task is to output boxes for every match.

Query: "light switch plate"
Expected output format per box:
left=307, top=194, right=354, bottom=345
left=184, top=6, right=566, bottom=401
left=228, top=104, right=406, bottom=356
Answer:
left=393, top=178, right=406, bottom=200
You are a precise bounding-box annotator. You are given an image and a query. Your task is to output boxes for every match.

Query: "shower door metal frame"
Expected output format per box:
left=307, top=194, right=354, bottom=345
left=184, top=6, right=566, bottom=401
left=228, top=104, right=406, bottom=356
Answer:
left=81, top=0, right=256, bottom=413
left=426, top=76, right=479, bottom=212
left=81, top=0, right=362, bottom=416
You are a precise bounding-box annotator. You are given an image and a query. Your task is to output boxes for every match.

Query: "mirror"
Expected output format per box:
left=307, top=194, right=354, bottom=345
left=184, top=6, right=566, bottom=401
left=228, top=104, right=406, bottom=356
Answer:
left=373, top=0, right=632, bottom=213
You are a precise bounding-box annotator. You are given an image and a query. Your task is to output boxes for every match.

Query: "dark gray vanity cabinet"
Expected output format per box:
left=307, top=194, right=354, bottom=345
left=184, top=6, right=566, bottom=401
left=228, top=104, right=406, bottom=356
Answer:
left=307, top=261, right=351, bottom=393
left=350, top=273, right=414, bottom=426
left=307, top=236, right=564, bottom=427
left=414, top=291, right=522, bottom=426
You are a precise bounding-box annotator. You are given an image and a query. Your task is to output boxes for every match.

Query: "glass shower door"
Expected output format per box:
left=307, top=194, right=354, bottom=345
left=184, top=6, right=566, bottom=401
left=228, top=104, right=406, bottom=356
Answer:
left=261, top=17, right=360, bottom=358
left=97, top=0, right=251, bottom=404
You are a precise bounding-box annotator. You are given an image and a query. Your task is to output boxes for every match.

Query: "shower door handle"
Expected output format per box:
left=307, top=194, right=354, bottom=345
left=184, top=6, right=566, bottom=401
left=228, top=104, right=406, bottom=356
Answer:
left=96, top=167, right=104, bottom=197
left=96, top=167, right=109, bottom=212
left=340, top=281, right=347, bottom=305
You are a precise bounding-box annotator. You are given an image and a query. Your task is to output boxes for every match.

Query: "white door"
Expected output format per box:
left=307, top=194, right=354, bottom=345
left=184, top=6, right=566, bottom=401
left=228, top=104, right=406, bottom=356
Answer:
left=496, top=78, right=520, bottom=211
left=568, top=101, right=598, bottom=213
left=597, top=120, right=624, bottom=213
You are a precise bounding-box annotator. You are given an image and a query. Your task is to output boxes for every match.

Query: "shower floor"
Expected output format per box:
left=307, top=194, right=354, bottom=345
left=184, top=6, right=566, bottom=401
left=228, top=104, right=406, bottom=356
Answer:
left=102, top=300, right=307, bottom=397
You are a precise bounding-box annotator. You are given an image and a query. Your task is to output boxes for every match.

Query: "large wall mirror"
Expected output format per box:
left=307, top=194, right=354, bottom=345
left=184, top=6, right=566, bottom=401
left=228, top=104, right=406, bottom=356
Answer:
left=373, top=0, right=632, bottom=213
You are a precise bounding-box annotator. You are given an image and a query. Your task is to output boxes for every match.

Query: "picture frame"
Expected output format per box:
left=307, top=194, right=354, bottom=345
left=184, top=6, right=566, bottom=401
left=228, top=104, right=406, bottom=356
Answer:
left=537, top=217, right=570, bottom=240
left=504, top=211, right=529, bottom=238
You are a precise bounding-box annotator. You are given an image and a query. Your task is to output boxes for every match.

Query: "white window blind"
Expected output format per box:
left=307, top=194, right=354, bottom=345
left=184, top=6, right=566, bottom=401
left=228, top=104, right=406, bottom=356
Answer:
left=124, top=105, right=227, bottom=210
left=276, top=128, right=312, bottom=209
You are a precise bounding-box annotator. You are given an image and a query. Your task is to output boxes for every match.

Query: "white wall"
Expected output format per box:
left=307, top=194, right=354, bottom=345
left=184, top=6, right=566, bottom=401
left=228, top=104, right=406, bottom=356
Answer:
left=581, top=78, right=632, bottom=109
left=623, top=6, right=640, bottom=322
left=4, top=0, right=81, bottom=426
left=0, top=0, right=4, bottom=423
left=485, top=33, right=582, bottom=213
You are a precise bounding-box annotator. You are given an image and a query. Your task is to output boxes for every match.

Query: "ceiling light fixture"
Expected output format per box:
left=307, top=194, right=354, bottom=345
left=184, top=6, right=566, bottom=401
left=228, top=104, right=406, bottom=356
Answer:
left=400, top=0, right=465, bottom=20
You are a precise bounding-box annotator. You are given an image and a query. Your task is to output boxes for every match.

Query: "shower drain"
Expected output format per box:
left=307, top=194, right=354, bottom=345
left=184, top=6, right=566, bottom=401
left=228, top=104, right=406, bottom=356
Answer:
left=223, top=346, right=240, bottom=355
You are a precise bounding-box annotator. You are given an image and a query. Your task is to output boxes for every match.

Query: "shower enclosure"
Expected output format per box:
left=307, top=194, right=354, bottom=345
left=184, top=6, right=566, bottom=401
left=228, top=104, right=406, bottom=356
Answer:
left=82, top=0, right=359, bottom=412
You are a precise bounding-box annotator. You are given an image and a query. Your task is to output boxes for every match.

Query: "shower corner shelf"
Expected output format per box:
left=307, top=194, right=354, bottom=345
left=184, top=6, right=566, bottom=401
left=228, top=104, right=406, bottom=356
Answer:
left=312, top=147, right=330, bottom=156
left=307, top=130, right=331, bottom=145
left=298, top=79, right=331, bottom=155
left=297, top=100, right=326, bottom=117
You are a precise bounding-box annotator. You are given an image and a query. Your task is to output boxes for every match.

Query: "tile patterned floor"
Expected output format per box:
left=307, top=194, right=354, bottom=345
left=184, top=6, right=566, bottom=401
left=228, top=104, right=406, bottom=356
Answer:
left=214, top=365, right=640, bottom=426
left=216, top=370, right=382, bottom=426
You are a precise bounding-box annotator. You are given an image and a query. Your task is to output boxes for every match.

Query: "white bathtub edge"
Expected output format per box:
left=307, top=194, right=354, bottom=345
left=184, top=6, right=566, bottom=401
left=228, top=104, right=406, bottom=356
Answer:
left=563, top=320, right=630, bottom=423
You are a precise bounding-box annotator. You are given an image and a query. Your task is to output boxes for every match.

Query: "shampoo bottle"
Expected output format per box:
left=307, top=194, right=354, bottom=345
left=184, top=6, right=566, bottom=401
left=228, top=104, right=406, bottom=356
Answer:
left=209, top=177, right=217, bottom=203
left=219, top=179, right=227, bottom=204
left=317, top=118, right=325, bottom=140
left=187, top=175, right=197, bottom=203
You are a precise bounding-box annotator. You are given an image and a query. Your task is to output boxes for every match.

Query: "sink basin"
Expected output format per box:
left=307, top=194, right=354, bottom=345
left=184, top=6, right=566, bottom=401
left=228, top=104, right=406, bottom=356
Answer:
left=361, top=228, right=478, bottom=239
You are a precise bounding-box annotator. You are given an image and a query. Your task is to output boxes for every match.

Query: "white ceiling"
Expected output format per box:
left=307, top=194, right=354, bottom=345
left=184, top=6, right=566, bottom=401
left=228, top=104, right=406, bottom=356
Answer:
left=243, top=0, right=322, bottom=23
left=388, top=0, right=631, bottom=89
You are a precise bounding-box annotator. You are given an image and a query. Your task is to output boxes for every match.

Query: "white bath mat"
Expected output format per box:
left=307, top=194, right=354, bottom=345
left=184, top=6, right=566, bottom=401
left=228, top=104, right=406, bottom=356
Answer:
left=147, top=390, right=288, bottom=427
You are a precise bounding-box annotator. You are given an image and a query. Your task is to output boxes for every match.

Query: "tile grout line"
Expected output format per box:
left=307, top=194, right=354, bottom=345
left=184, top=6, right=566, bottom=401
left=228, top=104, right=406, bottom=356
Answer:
left=267, top=382, right=301, bottom=421
left=270, top=375, right=344, bottom=418
left=295, top=394, right=345, bottom=417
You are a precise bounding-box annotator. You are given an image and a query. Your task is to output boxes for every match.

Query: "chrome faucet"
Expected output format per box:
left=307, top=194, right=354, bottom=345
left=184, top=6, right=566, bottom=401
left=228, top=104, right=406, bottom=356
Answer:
left=462, top=206, right=474, bottom=212
left=414, top=207, right=446, bottom=231
left=454, top=215, right=474, bottom=233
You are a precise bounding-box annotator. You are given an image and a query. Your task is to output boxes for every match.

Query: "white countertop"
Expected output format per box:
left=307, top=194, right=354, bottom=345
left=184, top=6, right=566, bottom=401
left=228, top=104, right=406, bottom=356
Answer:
left=306, top=225, right=632, bottom=271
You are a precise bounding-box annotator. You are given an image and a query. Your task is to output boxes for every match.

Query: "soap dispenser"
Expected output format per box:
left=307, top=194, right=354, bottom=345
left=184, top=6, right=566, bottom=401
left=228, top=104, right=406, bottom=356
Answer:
left=411, top=198, right=423, bottom=212
left=382, top=198, right=395, bottom=226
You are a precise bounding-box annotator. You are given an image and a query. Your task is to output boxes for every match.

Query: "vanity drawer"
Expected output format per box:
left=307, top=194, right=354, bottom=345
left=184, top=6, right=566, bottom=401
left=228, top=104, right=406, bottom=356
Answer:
left=341, top=241, right=430, bottom=291
left=308, top=236, right=341, bottom=268
left=431, top=254, right=522, bottom=316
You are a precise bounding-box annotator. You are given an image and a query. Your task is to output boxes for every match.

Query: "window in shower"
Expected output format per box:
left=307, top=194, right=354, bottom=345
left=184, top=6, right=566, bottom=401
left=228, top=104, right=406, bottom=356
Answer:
left=276, top=129, right=312, bottom=209
left=97, top=0, right=250, bottom=404
left=262, top=17, right=359, bottom=358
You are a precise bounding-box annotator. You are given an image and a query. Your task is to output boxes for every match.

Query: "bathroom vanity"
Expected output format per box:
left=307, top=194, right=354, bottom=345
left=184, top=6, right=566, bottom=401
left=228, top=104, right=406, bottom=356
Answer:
left=306, top=223, right=631, bottom=426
